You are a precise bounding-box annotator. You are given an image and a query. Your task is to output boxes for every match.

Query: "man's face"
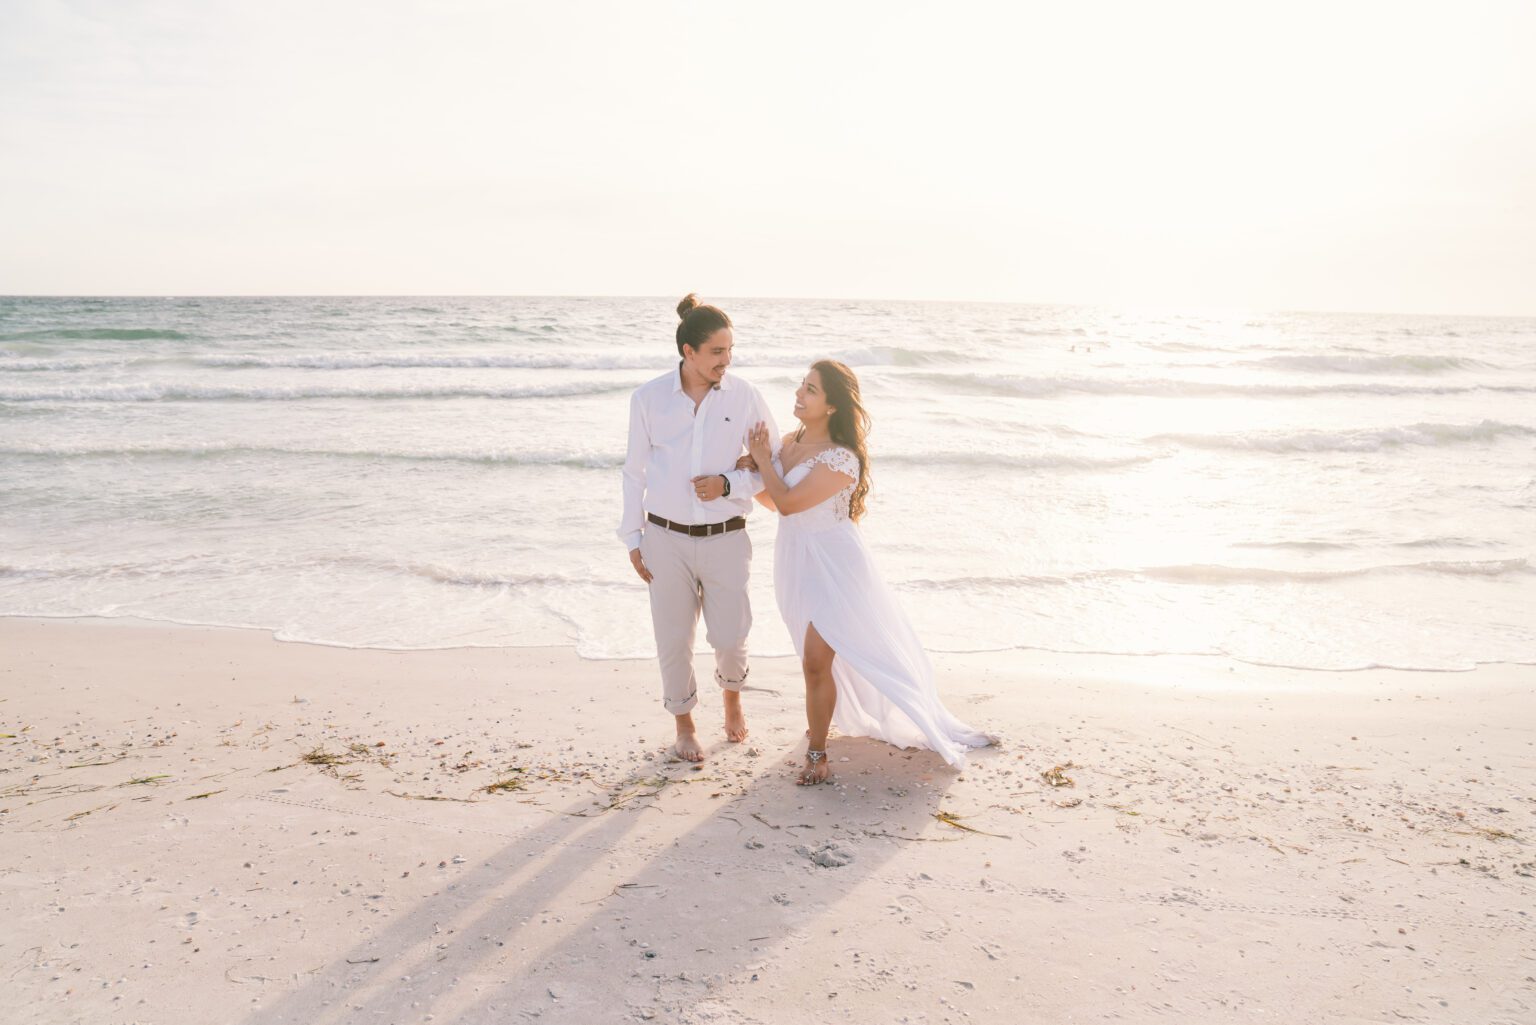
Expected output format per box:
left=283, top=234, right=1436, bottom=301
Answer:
left=682, top=327, right=733, bottom=385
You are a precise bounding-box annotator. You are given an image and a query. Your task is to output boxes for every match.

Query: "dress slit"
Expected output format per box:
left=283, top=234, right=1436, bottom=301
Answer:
left=773, top=448, right=992, bottom=769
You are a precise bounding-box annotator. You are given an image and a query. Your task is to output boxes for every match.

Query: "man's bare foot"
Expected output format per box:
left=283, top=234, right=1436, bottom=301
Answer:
left=673, top=713, right=704, bottom=762
left=796, top=749, right=831, bottom=785
left=722, top=690, right=748, bottom=742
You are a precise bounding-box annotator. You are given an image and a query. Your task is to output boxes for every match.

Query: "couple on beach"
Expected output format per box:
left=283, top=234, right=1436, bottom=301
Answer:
left=619, top=295, right=990, bottom=784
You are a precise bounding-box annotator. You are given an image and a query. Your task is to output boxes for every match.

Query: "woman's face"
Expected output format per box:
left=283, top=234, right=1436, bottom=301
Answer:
left=793, top=368, right=835, bottom=425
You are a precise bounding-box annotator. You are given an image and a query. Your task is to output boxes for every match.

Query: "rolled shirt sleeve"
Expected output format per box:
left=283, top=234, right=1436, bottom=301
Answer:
left=726, top=382, right=781, bottom=497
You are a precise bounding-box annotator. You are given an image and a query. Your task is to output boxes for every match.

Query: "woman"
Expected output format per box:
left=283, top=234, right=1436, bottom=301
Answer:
left=745, top=360, right=991, bottom=784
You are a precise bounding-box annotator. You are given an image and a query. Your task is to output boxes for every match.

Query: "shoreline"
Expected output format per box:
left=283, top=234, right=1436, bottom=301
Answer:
left=6, top=612, right=1529, bottom=679
left=3, top=615, right=1532, bottom=1023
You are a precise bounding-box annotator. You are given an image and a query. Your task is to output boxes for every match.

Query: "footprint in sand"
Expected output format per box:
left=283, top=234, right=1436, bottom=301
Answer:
left=886, top=893, right=953, bottom=941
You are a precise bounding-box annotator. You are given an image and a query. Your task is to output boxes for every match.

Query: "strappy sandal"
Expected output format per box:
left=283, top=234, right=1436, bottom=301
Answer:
left=798, top=749, right=830, bottom=786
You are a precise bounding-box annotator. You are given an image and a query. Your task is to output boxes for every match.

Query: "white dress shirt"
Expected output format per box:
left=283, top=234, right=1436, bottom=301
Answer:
left=618, top=364, right=781, bottom=551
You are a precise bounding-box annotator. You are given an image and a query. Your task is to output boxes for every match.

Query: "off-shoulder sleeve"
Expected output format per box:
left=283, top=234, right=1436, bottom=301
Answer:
left=814, top=446, right=860, bottom=481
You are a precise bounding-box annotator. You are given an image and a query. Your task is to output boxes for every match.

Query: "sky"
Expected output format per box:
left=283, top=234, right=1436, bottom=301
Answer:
left=1, top=1, right=1533, bottom=314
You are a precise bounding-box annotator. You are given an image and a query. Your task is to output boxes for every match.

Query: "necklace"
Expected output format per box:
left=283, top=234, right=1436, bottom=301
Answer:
left=793, top=425, right=831, bottom=445
left=783, top=425, right=836, bottom=474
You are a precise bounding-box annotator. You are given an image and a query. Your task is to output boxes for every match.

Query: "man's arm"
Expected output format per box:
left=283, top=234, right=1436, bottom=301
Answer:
left=617, top=391, right=648, bottom=551
left=724, top=386, right=780, bottom=497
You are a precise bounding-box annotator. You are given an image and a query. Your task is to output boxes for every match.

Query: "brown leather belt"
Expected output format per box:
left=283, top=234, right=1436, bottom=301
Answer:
left=647, top=512, right=746, bottom=538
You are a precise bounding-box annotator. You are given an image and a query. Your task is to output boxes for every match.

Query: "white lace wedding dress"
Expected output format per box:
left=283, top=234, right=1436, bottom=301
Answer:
left=773, top=446, right=992, bottom=769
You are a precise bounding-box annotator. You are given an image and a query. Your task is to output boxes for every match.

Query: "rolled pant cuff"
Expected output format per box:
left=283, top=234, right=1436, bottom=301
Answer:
left=714, top=666, right=750, bottom=692
left=664, top=691, right=699, bottom=715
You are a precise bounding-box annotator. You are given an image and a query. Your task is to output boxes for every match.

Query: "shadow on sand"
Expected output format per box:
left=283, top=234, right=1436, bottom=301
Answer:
left=239, top=733, right=982, bottom=1024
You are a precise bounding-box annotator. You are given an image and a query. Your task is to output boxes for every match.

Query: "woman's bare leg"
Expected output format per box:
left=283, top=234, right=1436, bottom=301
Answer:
left=799, top=622, right=836, bottom=785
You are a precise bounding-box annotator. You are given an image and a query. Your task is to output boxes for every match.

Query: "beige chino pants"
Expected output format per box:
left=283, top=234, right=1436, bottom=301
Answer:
left=639, top=525, right=752, bottom=714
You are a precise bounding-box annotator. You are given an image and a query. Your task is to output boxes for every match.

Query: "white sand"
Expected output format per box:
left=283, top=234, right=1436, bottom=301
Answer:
left=2, top=616, right=1533, bottom=1024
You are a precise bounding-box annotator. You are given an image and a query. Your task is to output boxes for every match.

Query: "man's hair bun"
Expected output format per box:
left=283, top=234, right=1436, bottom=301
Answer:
left=673, top=294, right=732, bottom=356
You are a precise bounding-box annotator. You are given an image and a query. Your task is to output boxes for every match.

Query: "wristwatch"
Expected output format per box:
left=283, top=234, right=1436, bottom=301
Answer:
left=720, top=474, right=731, bottom=498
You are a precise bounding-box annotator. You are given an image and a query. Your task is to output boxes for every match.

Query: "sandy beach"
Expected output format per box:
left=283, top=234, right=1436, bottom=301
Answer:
left=2, top=616, right=1532, bottom=1024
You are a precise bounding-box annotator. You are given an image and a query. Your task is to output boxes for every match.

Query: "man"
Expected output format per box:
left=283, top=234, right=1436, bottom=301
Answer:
left=618, top=294, right=779, bottom=762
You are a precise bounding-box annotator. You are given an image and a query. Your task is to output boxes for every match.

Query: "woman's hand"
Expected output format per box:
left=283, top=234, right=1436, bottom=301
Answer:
left=747, top=421, right=773, bottom=466
left=735, top=454, right=758, bottom=473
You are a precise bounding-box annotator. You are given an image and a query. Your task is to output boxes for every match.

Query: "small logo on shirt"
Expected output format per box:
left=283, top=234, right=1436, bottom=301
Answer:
left=724, top=417, right=732, bottom=422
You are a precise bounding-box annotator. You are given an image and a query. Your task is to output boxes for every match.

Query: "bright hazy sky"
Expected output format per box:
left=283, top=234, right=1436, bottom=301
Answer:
left=2, top=1, right=1533, bottom=314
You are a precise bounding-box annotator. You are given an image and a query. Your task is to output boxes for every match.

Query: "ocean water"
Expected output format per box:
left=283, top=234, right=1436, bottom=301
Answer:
left=1, top=295, right=1533, bottom=672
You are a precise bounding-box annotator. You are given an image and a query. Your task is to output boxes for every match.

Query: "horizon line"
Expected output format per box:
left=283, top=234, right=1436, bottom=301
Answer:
left=2, top=292, right=1533, bottom=321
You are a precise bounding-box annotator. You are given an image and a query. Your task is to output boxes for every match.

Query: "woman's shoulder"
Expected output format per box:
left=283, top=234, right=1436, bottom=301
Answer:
left=813, top=445, right=860, bottom=474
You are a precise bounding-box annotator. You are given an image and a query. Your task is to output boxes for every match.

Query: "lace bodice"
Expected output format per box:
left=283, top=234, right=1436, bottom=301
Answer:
left=778, top=445, right=860, bottom=530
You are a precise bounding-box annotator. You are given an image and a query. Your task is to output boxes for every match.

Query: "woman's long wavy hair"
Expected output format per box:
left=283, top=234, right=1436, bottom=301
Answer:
left=810, top=359, right=872, bottom=521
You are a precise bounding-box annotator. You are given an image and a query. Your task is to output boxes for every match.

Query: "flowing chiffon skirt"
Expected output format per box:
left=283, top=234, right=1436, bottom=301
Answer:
left=774, top=516, right=992, bottom=768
